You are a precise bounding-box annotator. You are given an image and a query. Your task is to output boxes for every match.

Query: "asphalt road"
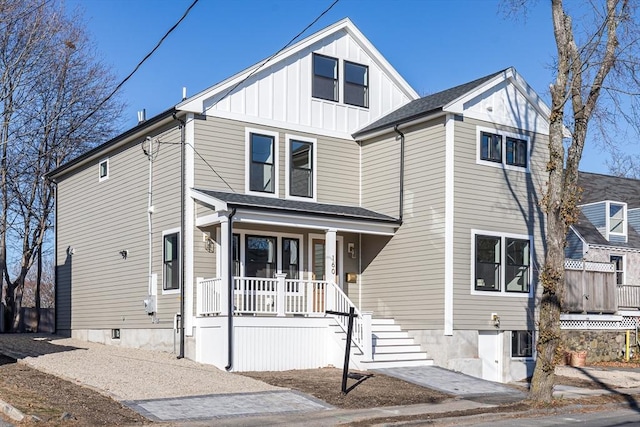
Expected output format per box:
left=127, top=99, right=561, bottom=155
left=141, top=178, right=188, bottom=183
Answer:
left=463, top=408, right=640, bottom=427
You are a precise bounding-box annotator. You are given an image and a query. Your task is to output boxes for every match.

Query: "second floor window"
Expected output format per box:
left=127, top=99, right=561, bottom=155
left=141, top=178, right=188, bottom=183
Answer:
left=480, top=132, right=502, bottom=163
left=344, top=61, right=368, bottom=108
left=506, top=137, right=527, bottom=167
left=290, top=140, right=313, bottom=198
left=312, top=54, right=338, bottom=102
left=250, top=133, right=275, bottom=193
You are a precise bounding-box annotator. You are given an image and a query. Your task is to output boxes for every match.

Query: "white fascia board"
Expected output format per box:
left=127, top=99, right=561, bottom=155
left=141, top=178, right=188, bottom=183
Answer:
left=233, top=209, right=397, bottom=236
left=177, top=18, right=418, bottom=114
left=190, top=189, right=228, bottom=212
left=196, top=212, right=224, bottom=227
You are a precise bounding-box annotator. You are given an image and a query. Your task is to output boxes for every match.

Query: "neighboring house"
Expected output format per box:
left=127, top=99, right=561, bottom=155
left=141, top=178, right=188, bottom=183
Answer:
left=48, top=18, right=552, bottom=383
left=562, top=172, right=640, bottom=360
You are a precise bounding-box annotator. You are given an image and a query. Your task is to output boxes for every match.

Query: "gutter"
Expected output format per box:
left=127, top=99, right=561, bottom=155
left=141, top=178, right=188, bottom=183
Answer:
left=225, top=208, right=237, bottom=371
left=393, top=125, right=405, bottom=223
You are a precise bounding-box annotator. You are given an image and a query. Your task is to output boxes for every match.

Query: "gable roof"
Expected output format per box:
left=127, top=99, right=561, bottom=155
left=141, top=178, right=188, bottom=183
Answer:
left=178, top=18, right=419, bottom=114
left=353, top=69, right=506, bottom=138
left=578, top=171, right=640, bottom=209
left=192, top=189, right=399, bottom=223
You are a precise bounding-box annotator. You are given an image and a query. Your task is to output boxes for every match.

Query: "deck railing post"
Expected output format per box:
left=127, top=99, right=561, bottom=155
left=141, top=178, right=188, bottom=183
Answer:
left=362, top=311, right=373, bottom=361
left=276, top=273, right=287, bottom=316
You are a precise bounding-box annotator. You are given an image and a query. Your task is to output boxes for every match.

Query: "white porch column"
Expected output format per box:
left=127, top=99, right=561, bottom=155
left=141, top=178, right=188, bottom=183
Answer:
left=325, top=228, right=337, bottom=311
left=361, top=311, right=373, bottom=361
left=219, top=216, right=230, bottom=316
left=275, top=273, right=287, bottom=317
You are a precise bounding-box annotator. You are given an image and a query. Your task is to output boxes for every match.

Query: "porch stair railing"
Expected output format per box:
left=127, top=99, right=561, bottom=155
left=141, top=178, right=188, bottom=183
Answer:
left=196, top=275, right=372, bottom=360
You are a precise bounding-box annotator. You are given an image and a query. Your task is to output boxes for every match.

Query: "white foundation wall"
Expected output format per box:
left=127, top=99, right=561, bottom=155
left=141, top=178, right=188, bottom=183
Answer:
left=410, top=329, right=534, bottom=383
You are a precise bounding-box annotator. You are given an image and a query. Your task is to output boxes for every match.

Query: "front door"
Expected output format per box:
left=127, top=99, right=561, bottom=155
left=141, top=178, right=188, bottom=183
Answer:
left=478, top=331, right=502, bottom=382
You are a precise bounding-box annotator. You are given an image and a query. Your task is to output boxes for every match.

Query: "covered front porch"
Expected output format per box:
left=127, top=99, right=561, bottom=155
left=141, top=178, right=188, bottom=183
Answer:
left=190, top=189, right=406, bottom=371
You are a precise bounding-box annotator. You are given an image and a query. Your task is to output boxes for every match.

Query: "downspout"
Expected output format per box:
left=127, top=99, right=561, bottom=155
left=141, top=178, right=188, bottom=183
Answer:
left=393, top=125, right=405, bottom=223
left=174, top=113, right=186, bottom=359
left=225, top=208, right=237, bottom=371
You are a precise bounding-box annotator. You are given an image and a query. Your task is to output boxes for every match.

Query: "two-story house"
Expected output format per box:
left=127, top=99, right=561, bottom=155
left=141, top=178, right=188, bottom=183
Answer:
left=48, top=18, right=551, bottom=383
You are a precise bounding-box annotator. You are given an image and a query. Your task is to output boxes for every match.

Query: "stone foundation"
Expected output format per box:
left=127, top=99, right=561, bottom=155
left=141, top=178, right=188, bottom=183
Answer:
left=561, top=330, right=632, bottom=363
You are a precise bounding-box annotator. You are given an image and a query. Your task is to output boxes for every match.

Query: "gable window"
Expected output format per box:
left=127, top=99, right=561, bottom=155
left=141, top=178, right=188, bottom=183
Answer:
left=473, top=231, right=532, bottom=295
left=477, top=127, right=529, bottom=171
left=99, top=159, right=109, bottom=181
left=344, top=61, right=368, bottom=108
left=163, top=232, right=180, bottom=291
left=611, top=255, right=624, bottom=285
left=609, top=202, right=626, bottom=235
left=287, top=137, right=314, bottom=198
left=511, top=330, right=533, bottom=358
left=480, top=132, right=502, bottom=163
left=506, top=137, right=527, bottom=167
left=249, top=132, right=275, bottom=194
left=312, top=54, right=338, bottom=102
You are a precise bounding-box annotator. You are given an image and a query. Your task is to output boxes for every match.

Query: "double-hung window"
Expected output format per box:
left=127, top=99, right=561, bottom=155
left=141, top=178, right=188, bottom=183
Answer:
left=312, top=54, right=338, bottom=102
left=249, top=132, right=275, bottom=194
left=344, top=61, right=368, bottom=108
left=474, top=232, right=531, bottom=294
left=287, top=136, right=314, bottom=199
left=163, top=232, right=180, bottom=291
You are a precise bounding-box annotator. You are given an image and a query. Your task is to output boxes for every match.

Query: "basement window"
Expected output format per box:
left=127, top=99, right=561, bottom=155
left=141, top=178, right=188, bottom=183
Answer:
left=111, top=329, right=120, bottom=340
left=511, top=330, right=533, bottom=358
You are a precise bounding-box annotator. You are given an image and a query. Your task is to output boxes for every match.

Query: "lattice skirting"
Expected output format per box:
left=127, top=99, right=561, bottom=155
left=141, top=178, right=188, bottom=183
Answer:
left=561, top=316, right=640, bottom=330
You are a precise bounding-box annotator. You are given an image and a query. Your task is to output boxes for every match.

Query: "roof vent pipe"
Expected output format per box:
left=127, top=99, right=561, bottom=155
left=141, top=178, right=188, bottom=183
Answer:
left=137, top=109, right=146, bottom=124
left=182, top=87, right=187, bottom=100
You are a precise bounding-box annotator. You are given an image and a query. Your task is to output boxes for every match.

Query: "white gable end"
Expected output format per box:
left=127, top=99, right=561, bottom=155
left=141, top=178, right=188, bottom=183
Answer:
left=445, top=69, right=551, bottom=136
left=178, top=19, right=418, bottom=139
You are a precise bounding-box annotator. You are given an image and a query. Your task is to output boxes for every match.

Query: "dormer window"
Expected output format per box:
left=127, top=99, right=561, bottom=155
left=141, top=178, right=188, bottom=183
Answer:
left=608, top=202, right=627, bottom=236
left=312, top=54, right=338, bottom=102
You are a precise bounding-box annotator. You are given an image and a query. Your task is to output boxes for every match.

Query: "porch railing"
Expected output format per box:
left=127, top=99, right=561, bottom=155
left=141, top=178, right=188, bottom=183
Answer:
left=617, top=284, right=640, bottom=310
left=196, top=275, right=372, bottom=359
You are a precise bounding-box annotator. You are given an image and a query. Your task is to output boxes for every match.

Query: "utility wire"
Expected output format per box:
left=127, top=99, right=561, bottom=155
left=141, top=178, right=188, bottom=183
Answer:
left=207, top=0, right=340, bottom=111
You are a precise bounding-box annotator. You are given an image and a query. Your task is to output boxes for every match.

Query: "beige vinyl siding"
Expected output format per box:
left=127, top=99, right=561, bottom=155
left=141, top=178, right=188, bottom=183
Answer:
left=452, top=117, right=546, bottom=331
left=360, top=118, right=447, bottom=329
left=56, top=124, right=182, bottom=331
left=193, top=116, right=360, bottom=206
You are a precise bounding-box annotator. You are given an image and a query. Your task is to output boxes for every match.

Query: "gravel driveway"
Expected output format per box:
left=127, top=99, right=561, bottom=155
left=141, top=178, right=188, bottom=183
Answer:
left=0, top=334, right=279, bottom=401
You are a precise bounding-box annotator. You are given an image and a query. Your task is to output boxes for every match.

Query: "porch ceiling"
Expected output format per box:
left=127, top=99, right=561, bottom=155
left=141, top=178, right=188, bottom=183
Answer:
left=191, top=188, right=399, bottom=235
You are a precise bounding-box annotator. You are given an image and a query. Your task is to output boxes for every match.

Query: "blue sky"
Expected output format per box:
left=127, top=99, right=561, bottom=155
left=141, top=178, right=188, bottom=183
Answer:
left=64, top=0, right=632, bottom=174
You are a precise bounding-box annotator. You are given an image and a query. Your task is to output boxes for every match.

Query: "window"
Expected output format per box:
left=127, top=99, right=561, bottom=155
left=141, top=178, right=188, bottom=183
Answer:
left=511, top=330, right=533, bottom=358
left=312, top=54, right=338, bottom=102
left=480, top=132, right=502, bottom=163
left=99, top=159, right=109, bottom=181
left=473, top=231, right=532, bottom=295
left=611, top=255, right=624, bottom=285
left=163, top=232, right=179, bottom=291
left=245, top=235, right=277, bottom=278
left=249, top=133, right=275, bottom=193
left=609, top=202, right=626, bottom=235
left=232, top=234, right=240, bottom=277
left=477, top=127, right=529, bottom=171
left=475, top=235, right=501, bottom=291
left=282, top=238, right=300, bottom=280
left=289, top=139, right=313, bottom=198
left=344, top=61, right=368, bottom=108
left=506, top=238, right=530, bottom=293
left=506, top=137, right=527, bottom=167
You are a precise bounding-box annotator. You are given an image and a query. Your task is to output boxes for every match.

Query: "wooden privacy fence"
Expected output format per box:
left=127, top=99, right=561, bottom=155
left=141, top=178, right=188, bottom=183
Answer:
left=564, top=259, right=615, bottom=313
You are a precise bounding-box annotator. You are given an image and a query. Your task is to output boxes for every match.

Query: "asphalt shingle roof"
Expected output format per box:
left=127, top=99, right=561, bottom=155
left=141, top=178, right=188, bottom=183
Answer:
left=353, top=69, right=507, bottom=138
left=194, top=189, right=399, bottom=223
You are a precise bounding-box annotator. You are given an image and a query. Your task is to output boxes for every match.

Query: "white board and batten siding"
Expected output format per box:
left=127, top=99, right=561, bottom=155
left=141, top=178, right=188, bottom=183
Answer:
left=360, top=118, right=448, bottom=329
left=56, top=124, right=183, bottom=332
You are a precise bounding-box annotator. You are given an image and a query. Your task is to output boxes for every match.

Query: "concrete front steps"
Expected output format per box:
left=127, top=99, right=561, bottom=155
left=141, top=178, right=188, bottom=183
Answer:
left=332, top=317, right=433, bottom=370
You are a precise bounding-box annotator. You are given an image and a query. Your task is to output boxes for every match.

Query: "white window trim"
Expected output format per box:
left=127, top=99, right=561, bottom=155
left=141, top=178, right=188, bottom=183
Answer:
left=162, top=227, right=181, bottom=295
left=285, top=134, right=317, bottom=201
left=610, top=253, right=626, bottom=286
left=470, top=229, right=534, bottom=297
left=606, top=201, right=627, bottom=240
left=476, top=126, right=530, bottom=173
left=225, top=229, right=304, bottom=279
left=245, top=127, right=279, bottom=198
left=98, top=158, right=109, bottom=182
left=510, top=330, right=535, bottom=360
